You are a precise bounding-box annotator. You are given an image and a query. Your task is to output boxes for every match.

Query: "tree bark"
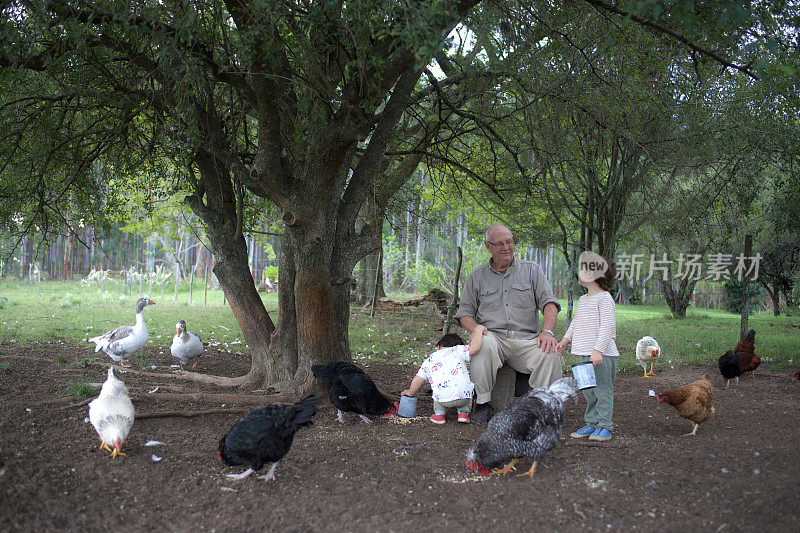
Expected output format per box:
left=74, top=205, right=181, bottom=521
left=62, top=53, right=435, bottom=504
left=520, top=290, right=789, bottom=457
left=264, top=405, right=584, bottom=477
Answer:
left=760, top=281, right=781, bottom=316
left=661, top=276, right=700, bottom=318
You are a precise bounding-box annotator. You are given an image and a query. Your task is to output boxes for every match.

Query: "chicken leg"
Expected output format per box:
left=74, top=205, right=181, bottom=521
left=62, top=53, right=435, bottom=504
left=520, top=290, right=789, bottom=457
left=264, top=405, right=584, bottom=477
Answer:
left=358, top=415, right=373, bottom=424
left=684, top=423, right=699, bottom=436
left=257, top=462, right=279, bottom=482
left=110, top=448, right=126, bottom=458
left=492, top=458, right=521, bottom=475
left=648, top=362, right=656, bottom=377
left=336, top=410, right=346, bottom=424
left=227, top=467, right=255, bottom=480
left=99, top=442, right=113, bottom=452
left=516, top=460, right=538, bottom=478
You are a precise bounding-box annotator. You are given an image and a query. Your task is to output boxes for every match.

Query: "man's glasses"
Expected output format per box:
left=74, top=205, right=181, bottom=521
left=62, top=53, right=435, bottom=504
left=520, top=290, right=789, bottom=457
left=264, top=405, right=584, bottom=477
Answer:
left=486, top=240, right=514, bottom=248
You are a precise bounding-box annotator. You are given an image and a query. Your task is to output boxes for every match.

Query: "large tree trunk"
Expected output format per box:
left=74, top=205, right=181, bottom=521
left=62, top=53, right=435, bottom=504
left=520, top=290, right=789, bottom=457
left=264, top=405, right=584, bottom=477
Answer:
left=661, top=277, right=699, bottom=318
left=759, top=281, right=781, bottom=316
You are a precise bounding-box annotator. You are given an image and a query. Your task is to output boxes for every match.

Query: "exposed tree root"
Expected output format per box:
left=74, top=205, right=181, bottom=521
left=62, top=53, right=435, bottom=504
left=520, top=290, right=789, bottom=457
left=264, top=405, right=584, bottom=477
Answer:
left=59, top=398, right=93, bottom=409
left=136, top=408, right=251, bottom=419
left=132, top=391, right=274, bottom=404
left=59, top=391, right=290, bottom=409
left=87, top=361, right=256, bottom=387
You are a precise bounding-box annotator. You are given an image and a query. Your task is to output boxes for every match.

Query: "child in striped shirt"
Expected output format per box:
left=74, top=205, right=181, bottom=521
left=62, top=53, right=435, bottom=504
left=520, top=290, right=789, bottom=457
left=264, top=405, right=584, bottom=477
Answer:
left=556, top=254, right=618, bottom=442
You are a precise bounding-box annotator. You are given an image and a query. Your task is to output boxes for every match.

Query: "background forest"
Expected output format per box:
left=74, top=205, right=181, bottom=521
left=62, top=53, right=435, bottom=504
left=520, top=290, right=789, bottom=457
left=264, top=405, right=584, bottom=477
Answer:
left=1, top=0, right=799, bottom=391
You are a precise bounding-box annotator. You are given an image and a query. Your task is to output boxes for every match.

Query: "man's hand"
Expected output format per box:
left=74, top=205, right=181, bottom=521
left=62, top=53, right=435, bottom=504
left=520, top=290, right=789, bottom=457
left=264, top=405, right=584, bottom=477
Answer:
left=537, top=331, right=558, bottom=353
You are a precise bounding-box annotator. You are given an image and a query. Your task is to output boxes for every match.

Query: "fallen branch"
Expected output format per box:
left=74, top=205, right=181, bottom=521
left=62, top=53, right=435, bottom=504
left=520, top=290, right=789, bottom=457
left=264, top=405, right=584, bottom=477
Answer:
left=136, top=408, right=251, bottom=419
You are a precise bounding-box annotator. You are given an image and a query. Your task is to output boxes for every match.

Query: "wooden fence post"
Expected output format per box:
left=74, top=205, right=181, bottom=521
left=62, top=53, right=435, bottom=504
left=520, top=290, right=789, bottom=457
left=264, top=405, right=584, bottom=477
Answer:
left=443, top=247, right=463, bottom=334
left=370, top=250, right=383, bottom=318
left=740, top=234, right=752, bottom=340
left=189, top=267, right=194, bottom=305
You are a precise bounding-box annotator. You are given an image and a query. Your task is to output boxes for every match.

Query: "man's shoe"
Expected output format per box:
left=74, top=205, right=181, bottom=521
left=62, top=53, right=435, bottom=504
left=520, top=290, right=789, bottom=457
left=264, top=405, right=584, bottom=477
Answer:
left=472, top=402, right=493, bottom=423
left=570, top=425, right=596, bottom=439
left=588, top=427, right=612, bottom=441
left=429, top=413, right=446, bottom=424
left=457, top=412, right=470, bottom=423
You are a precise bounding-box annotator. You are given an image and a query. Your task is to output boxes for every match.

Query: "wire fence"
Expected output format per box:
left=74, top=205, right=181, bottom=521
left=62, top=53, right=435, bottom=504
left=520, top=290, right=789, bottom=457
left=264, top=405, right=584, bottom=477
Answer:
left=3, top=256, right=778, bottom=316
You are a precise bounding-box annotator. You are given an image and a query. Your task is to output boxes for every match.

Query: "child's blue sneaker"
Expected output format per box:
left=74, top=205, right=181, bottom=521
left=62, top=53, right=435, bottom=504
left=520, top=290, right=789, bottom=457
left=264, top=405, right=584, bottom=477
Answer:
left=570, top=425, right=595, bottom=439
left=588, top=427, right=612, bottom=441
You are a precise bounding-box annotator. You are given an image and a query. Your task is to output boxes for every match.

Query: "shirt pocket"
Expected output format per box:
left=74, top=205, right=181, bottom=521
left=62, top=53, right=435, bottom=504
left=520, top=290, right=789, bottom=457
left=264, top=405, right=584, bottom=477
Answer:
left=477, top=285, right=501, bottom=312
left=510, top=281, right=533, bottom=308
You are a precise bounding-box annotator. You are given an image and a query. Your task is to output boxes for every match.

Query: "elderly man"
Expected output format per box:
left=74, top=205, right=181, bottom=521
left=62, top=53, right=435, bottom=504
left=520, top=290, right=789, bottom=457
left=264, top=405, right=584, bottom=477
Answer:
left=455, top=224, right=562, bottom=422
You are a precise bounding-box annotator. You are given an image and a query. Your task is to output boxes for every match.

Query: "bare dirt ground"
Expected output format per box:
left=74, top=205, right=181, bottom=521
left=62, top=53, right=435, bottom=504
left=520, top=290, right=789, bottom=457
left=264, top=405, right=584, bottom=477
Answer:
left=1, top=340, right=798, bottom=532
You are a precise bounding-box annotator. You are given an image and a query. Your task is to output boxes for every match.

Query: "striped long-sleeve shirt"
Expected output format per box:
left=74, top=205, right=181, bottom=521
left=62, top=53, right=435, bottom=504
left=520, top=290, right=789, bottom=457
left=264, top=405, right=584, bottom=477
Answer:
left=564, top=291, right=619, bottom=357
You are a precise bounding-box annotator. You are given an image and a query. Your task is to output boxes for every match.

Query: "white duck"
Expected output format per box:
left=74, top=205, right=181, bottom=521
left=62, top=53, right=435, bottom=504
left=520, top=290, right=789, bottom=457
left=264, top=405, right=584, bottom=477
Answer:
left=89, top=297, right=155, bottom=366
left=89, top=368, right=135, bottom=458
left=636, top=336, right=661, bottom=378
left=171, top=319, right=203, bottom=370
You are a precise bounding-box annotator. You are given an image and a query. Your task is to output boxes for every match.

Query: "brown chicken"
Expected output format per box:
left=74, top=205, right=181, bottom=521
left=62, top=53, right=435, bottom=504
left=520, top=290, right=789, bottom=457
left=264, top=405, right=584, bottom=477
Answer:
left=656, top=374, right=715, bottom=436
left=719, top=330, right=761, bottom=388
left=734, top=329, right=761, bottom=378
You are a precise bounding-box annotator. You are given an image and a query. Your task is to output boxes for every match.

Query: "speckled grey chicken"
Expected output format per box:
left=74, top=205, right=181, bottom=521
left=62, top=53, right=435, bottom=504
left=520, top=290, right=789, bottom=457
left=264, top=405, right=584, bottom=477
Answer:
left=466, top=377, right=578, bottom=478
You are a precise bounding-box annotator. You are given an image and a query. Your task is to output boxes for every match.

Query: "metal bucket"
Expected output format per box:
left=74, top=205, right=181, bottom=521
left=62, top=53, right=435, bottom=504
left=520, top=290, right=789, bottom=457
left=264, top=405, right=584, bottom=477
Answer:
left=398, top=395, right=418, bottom=417
left=571, top=362, right=597, bottom=390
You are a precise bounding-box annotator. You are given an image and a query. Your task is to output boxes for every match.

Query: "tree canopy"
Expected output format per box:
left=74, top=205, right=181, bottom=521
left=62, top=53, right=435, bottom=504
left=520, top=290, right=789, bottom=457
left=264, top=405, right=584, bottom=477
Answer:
left=1, top=0, right=798, bottom=389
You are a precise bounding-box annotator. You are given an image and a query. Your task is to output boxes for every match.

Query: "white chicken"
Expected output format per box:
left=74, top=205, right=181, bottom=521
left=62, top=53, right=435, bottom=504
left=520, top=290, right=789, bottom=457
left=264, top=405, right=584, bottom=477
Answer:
left=171, top=319, right=203, bottom=370
left=89, top=297, right=155, bottom=366
left=89, top=368, right=135, bottom=458
left=636, top=336, right=661, bottom=378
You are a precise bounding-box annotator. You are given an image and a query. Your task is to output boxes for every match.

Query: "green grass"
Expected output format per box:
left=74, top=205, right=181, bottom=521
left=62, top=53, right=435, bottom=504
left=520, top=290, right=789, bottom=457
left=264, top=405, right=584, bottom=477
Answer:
left=0, top=278, right=269, bottom=353
left=1, top=280, right=798, bottom=374
left=0, top=362, right=9, bottom=374
left=63, top=380, right=99, bottom=397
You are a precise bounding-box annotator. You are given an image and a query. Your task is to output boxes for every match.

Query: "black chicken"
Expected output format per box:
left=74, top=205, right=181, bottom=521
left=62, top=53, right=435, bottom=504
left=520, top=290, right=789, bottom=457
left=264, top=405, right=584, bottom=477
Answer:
left=311, top=361, right=397, bottom=423
left=718, top=350, right=741, bottom=389
left=217, top=395, right=318, bottom=481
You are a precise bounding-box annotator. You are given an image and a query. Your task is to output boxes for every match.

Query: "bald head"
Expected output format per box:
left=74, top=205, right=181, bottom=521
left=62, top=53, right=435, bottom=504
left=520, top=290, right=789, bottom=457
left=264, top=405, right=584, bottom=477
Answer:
left=484, top=224, right=515, bottom=270
left=485, top=224, right=511, bottom=242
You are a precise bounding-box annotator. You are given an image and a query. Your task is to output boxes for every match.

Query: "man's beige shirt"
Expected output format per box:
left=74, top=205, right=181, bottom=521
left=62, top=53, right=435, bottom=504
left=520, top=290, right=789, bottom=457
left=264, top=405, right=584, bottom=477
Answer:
left=455, top=259, right=560, bottom=340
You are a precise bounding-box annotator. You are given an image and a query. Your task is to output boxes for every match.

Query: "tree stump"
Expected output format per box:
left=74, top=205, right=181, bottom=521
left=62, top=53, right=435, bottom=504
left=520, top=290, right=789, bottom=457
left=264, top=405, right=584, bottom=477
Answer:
left=489, top=365, right=532, bottom=412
